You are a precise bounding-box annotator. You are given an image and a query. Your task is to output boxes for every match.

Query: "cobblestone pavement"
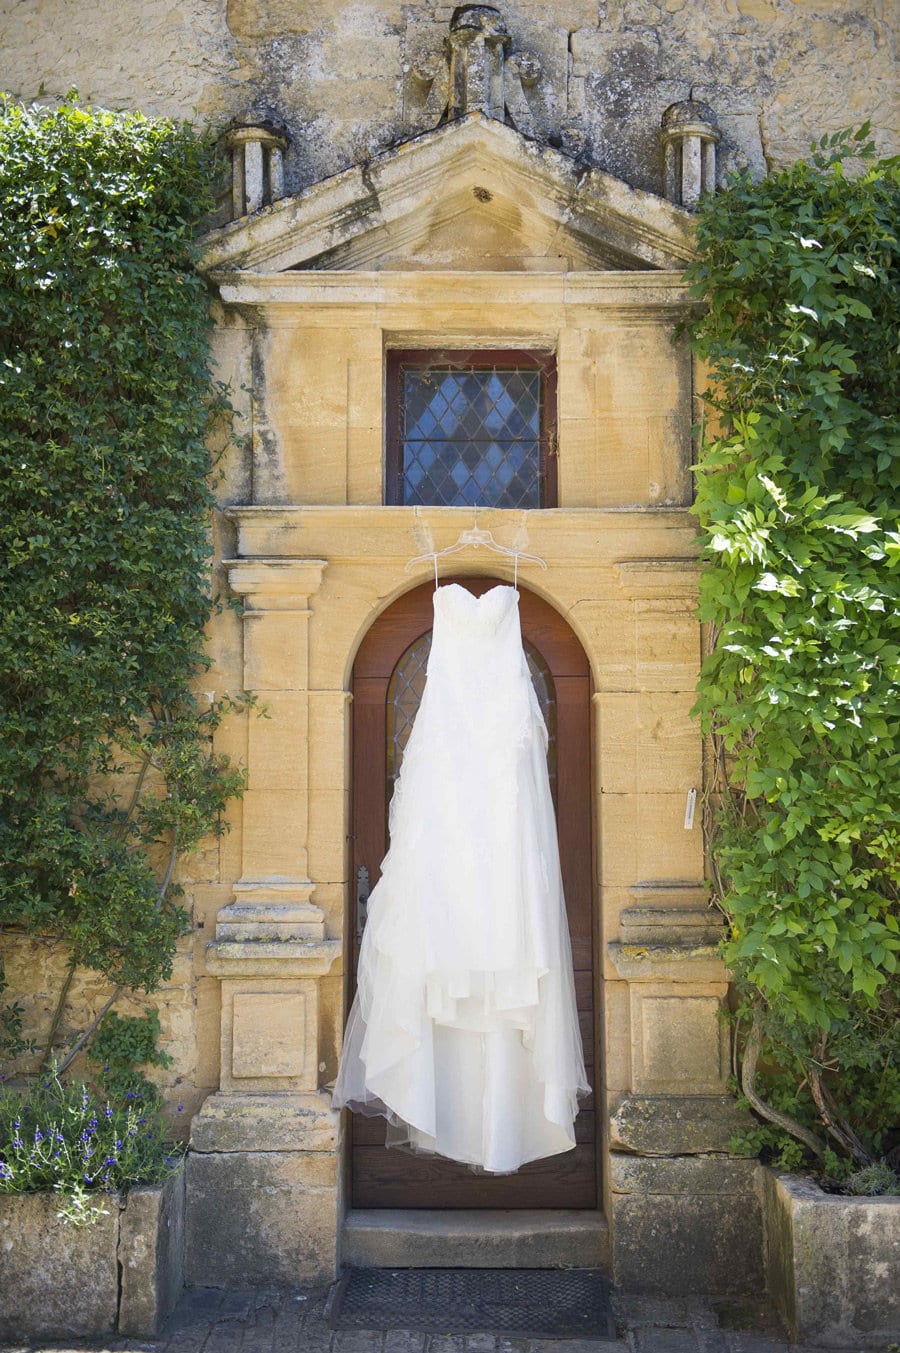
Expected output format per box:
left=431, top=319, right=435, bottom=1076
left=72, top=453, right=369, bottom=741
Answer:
left=0, top=1286, right=873, bottom=1353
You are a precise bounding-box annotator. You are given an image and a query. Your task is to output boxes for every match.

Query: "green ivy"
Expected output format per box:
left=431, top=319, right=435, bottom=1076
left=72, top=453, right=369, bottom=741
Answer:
left=686, top=127, right=900, bottom=1169
left=0, top=97, right=244, bottom=1085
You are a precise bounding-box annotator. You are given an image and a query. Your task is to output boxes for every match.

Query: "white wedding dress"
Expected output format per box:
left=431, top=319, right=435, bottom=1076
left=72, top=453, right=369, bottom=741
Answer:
left=333, top=583, right=589, bottom=1173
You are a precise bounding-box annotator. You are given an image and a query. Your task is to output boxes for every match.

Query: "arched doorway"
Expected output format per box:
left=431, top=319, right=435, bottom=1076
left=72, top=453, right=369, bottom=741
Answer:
left=348, top=577, right=596, bottom=1208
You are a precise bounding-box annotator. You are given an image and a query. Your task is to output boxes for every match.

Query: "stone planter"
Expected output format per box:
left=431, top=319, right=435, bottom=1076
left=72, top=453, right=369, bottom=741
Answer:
left=763, top=1169, right=900, bottom=1348
left=0, top=1168, right=184, bottom=1341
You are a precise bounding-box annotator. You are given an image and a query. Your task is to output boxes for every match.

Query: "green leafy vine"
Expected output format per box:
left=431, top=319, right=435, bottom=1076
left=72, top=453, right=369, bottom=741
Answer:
left=686, top=126, right=900, bottom=1174
left=0, top=97, right=244, bottom=1090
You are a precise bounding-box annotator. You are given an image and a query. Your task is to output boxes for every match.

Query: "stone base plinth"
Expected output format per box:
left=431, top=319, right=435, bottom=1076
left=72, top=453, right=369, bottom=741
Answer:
left=610, top=1152, right=763, bottom=1296
left=186, top=1092, right=340, bottom=1285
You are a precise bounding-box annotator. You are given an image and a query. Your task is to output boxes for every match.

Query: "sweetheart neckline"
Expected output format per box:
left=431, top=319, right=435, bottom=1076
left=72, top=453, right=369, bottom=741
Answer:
left=434, top=583, right=518, bottom=603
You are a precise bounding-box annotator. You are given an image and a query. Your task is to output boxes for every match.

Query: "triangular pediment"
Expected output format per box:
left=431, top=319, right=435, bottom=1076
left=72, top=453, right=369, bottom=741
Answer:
left=201, top=114, right=695, bottom=276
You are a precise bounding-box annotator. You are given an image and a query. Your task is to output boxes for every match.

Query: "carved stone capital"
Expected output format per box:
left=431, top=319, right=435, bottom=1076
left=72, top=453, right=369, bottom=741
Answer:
left=225, top=558, right=327, bottom=611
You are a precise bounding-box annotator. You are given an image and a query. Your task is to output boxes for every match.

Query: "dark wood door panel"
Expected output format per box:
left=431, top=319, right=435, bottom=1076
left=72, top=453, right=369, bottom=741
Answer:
left=354, top=1110, right=596, bottom=1147
left=352, top=1144, right=597, bottom=1210
left=350, top=579, right=597, bottom=1210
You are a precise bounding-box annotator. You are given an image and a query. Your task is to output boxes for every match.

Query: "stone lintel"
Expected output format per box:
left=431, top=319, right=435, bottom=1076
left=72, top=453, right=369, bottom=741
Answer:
left=609, top=1094, right=754, bottom=1156
left=613, top=557, right=700, bottom=599
left=607, top=940, right=722, bottom=980
left=205, top=938, right=341, bottom=978
left=190, top=1092, right=338, bottom=1153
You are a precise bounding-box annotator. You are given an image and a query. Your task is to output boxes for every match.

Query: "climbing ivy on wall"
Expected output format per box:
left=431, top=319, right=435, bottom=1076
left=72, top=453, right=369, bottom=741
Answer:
left=686, top=128, right=900, bottom=1173
left=0, top=97, right=243, bottom=1087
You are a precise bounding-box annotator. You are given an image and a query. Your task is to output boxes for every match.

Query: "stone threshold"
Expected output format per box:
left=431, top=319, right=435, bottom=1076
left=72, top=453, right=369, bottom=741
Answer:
left=341, top=1208, right=610, bottom=1270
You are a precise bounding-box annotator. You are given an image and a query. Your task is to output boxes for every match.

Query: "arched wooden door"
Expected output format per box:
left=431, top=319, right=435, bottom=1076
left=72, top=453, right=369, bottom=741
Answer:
left=349, top=578, right=596, bottom=1208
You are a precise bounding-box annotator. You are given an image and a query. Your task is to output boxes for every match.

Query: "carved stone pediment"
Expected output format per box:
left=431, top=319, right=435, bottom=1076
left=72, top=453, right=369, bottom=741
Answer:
left=201, top=113, right=694, bottom=277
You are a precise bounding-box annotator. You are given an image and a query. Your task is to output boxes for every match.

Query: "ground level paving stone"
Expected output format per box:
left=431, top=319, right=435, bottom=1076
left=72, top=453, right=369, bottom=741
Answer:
left=0, top=1284, right=873, bottom=1353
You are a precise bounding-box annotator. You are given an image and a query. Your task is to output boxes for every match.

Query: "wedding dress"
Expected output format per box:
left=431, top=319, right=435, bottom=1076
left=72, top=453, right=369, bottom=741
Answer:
left=333, top=583, right=589, bottom=1173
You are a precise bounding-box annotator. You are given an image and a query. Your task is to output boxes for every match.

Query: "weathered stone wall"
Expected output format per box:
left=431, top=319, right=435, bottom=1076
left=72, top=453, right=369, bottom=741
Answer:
left=1, top=0, right=895, bottom=1294
left=2, top=0, right=897, bottom=203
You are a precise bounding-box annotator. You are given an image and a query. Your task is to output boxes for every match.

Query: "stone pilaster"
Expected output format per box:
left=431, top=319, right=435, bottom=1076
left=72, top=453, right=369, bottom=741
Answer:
left=186, top=556, right=343, bottom=1287
left=601, top=559, right=761, bottom=1296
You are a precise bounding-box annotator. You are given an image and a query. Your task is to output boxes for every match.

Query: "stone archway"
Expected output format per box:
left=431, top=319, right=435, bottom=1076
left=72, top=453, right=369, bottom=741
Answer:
left=346, top=576, right=598, bottom=1211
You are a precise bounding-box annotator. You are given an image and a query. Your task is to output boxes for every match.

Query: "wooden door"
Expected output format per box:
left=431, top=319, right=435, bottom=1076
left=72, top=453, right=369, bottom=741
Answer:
left=349, top=578, right=596, bottom=1208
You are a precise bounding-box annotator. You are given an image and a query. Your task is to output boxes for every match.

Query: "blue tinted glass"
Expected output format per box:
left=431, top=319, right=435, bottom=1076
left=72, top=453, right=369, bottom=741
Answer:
left=401, top=367, right=542, bottom=508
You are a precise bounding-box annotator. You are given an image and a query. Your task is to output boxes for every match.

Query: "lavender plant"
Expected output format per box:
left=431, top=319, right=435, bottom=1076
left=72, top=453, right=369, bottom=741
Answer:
left=0, top=1072, right=182, bottom=1225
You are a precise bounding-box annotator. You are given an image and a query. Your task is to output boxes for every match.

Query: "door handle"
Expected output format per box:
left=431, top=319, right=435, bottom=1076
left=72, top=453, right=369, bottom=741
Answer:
left=356, top=865, right=370, bottom=942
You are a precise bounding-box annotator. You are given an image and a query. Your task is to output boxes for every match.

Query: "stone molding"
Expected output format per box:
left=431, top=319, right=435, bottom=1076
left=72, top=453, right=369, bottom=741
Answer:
left=609, top=1094, right=754, bottom=1155
left=205, top=938, right=341, bottom=979
left=190, top=1092, right=338, bottom=1153
left=606, top=941, right=723, bottom=982
left=213, top=269, right=697, bottom=316
left=225, top=557, right=327, bottom=611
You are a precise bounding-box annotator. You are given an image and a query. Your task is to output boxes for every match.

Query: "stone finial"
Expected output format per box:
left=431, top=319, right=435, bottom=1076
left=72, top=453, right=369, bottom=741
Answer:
left=408, top=6, right=544, bottom=138
left=448, top=5, right=511, bottom=120
left=225, top=108, right=291, bottom=219
left=660, top=100, right=720, bottom=208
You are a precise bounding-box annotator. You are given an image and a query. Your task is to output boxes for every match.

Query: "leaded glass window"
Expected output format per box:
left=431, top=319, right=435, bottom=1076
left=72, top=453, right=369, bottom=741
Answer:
left=386, top=350, right=557, bottom=508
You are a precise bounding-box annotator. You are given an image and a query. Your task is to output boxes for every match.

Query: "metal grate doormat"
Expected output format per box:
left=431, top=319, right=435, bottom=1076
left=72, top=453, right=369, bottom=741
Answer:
left=325, top=1267, right=617, bottom=1339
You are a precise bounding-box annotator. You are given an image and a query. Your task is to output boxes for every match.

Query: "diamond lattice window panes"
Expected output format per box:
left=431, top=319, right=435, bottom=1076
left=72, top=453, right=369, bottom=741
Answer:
left=385, top=350, right=557, bottom=508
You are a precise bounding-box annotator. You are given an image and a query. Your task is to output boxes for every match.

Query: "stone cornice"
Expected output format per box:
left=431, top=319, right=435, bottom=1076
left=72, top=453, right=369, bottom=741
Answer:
left=223, top=505, right=700, bottom=571
left=224, top=557, right=327, bottom=609
left=205, top=938, right=342, bottom=979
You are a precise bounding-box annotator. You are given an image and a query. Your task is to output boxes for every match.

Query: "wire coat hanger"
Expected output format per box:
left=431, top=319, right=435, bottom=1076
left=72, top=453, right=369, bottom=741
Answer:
left=405, top=507, right=548, bottom=587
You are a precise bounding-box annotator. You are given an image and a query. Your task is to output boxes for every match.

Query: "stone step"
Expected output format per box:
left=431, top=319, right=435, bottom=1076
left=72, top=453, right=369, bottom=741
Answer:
left=342, top=1209, right=610, bottom=1271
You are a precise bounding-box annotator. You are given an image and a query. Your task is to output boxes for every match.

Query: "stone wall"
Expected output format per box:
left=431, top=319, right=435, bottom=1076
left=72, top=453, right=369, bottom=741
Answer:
left=1, top=0, right=895, bottom=1296
left=2, top=1, right=897, bottom=205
